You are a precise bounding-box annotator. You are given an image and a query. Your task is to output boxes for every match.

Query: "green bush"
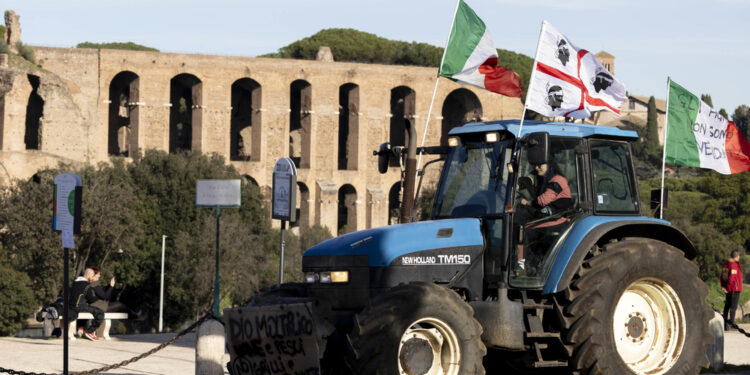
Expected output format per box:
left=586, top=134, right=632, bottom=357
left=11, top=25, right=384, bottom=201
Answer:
left=0, top=261, right=36, bottom=336
left=76, top=41, right=158, bottom=52
left=15, top=42, right=34, bottom=64
left=0, top=40, right=8, bottom=55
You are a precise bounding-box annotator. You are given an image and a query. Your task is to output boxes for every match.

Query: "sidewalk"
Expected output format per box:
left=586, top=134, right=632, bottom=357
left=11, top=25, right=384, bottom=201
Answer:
left=0, top=332, right=229, bottom=374
left=0, top=327, right=748, bottom=374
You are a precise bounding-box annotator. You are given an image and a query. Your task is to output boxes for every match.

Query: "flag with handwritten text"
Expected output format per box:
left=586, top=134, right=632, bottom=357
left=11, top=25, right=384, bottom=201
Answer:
left=665, top=79, right=750, bottom=174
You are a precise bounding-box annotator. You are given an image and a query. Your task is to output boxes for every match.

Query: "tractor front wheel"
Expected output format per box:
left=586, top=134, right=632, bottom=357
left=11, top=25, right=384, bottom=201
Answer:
left=346, top=282, right=486, bottom=375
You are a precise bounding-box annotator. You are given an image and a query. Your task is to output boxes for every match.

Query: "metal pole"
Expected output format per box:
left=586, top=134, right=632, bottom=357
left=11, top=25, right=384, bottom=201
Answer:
left=279, top=220, right=286, bottom=284
left=63, top=247, right=69, bottom=375
left=659, top=77, right=672, bottom=220
left=159, top=235, right=166, bottom=332
left=214, top=207, right=221, bottom=317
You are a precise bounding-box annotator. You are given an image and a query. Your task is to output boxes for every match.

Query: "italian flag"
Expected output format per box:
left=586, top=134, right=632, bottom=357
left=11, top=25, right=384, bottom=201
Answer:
left=438, top=0, right=522, bottom=97
left=665, top=79, right=750, bottom=174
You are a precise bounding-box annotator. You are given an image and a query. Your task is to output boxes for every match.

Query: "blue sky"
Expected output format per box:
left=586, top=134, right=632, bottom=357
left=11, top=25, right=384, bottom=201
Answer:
left=4, top=0, right=749, bottom=114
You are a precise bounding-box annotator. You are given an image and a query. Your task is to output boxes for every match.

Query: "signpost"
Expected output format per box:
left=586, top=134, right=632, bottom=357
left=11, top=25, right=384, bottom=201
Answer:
left=196, top=179, right=241, bottom=317
left=272, top=158, right=297, bottom=284
left=53, top=173, right=82, bottom=375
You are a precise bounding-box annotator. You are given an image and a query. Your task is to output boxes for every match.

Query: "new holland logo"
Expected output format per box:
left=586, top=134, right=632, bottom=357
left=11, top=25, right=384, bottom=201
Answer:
left=401, top=254, right=471, bottom=265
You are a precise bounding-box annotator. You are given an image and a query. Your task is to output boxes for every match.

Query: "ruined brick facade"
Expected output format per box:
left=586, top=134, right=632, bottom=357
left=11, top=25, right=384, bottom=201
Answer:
left=0, top=47, right=523, bottom=234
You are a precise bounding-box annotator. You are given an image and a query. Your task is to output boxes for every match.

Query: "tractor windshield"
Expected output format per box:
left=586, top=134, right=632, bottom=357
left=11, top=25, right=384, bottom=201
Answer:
left=433, top=140, right=511, bottom=219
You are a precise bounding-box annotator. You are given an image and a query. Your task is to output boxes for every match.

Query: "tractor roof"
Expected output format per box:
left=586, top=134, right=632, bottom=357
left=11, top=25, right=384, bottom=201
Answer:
left=448, top=120, right=639, bottom=141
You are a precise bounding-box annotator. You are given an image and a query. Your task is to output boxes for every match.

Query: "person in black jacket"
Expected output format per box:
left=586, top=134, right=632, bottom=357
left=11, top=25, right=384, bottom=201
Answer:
left=69, top=266, right=114, bottom=341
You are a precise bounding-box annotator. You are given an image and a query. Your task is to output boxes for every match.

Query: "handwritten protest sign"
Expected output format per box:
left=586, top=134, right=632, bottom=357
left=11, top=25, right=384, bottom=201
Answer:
left=225, top=303, right=320, bottom=375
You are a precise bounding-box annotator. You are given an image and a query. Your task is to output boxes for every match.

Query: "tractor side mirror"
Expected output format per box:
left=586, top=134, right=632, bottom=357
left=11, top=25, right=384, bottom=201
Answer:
left=524, top=132, right=549, bottom=165
left=376, top=142, right=392, bottom=174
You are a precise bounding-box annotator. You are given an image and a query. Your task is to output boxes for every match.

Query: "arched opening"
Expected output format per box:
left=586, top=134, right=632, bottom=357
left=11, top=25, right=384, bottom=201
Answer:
left=338, top=83, right=359, bottom=170
left=292, top=182, right=310, bottom=229
left=388, top=182, right=402, bottom=225
left=290, top=80, right=312, bottom=168
left=242, top=174, right=258, bottom=188
left=108, top=71, right=139, bottom=156
left=231, top=78, right=261, bottom=161
left=25, top=74, right=43, bottom=150
left=169, top=73, right=202, bottom=153
left=338, top=184, right=357, bottom=235
left=441, top=88, right=482, bottom=145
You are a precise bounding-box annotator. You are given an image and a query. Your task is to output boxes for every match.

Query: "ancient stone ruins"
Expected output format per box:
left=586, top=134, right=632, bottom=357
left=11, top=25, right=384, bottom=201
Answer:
left=0, top=11, right=528, bottom=233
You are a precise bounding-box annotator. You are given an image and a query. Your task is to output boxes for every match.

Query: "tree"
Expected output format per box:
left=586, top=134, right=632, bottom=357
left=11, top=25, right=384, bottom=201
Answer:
left=645, top=96, right=660, bottom=161
left=700, top=94, right=713, bottom=108
left=732, top=105, right=750, bottom=138
left=0, top=254, right=36, bottom=336
left=719, top=108, right=729, bottom=120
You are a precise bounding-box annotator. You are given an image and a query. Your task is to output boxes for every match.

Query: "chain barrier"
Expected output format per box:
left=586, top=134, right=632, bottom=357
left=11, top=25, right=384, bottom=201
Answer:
left=0, top=313, right=223, bottom=375
left=712, top=307, right=750, bottom=338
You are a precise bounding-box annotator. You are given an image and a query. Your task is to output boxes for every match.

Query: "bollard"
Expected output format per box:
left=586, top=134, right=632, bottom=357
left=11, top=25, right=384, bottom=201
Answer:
left=196, top=319, right=225, bottom=375
left=706, top=311, right=724, bottom=372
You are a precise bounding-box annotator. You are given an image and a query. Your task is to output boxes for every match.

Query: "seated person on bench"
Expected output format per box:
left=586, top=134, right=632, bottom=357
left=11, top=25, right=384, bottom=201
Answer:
left=69, top=266, right=113, bottom=341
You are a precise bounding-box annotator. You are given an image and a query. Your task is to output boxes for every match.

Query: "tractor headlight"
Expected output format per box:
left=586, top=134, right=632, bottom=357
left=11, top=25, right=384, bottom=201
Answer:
left=304, top=272, right=318, bottom=283
left=447, top=136, right=460, bottom=147
left=330, top=271, right=349, bottom=283
left=485, top=131, right=500, bottom=143
left=308, top=270, right=349, bottom=283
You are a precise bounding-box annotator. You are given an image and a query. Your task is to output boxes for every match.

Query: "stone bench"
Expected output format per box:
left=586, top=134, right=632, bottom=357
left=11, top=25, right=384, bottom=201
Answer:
left=43, top=312, right=128, bottom=340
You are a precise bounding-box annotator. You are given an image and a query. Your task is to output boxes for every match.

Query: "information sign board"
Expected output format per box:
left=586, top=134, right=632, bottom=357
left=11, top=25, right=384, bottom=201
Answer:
left=196, top=179, right=241, bottom=207
left=272, top=158, right=297, bottom=222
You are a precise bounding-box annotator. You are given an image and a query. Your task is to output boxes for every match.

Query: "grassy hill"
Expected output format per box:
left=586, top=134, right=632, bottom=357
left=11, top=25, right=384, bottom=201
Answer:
left=263, top=28, right=534, bottom=96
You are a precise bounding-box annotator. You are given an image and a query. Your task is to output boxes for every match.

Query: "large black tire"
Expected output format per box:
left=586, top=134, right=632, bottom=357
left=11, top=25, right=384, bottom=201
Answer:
left=346, top=282, right=486, bottom=375
left=558, top=238, right=713, bottom=374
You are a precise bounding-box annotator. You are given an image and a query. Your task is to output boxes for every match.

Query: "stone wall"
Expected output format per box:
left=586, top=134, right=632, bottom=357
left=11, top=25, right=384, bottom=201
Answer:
left=1, top=46, right=523, bottom=233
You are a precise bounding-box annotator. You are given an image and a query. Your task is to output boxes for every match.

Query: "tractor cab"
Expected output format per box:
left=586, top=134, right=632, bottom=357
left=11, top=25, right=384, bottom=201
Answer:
left=429, top=120, right=641, bottom=289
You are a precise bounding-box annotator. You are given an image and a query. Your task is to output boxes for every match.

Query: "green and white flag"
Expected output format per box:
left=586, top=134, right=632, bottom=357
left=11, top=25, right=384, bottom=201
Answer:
left=438, top=0, right=522, bottom=97
left=665, top=79, right=750, bottom=174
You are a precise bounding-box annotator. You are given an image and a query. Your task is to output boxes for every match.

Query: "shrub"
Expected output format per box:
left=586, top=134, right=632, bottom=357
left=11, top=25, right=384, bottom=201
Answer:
left=15, top=42, right=35, bottom=64
left=0, top=261, right=36, bottom=336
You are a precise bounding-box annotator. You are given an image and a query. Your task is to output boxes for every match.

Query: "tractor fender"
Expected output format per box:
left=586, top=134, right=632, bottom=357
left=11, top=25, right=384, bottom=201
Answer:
left=542, top=216, right=696, bottom=295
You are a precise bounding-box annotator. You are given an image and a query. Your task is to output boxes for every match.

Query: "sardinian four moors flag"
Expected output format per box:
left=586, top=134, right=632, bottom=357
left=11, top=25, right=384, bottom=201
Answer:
left=438, top=0, right=522, bottom=97
left=665, top=79, right=750, bottom=174
left=526, top=21, right=626, bottom=119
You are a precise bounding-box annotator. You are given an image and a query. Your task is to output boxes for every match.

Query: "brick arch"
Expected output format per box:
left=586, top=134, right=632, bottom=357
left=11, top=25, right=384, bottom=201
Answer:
left=169, top=73, right=202, bottom=153
left=230, top=78, right=261, bottom=161
left=292, top=181, right=310, bottom=229
left=290, top=79, right=312, bottom=168
left=441, top=88, right=483, bottom=145
left=388, top=181, right=402, bottom=225
left=338, top=83, right=359, bottom=170
left=108, top=71, right=139, bottom=156
left=338, top=184, right=357, bottom=235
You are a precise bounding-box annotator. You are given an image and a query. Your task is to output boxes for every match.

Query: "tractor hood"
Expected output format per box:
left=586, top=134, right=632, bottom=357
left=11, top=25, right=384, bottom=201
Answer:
left=304, top=218, right=484, bottom=267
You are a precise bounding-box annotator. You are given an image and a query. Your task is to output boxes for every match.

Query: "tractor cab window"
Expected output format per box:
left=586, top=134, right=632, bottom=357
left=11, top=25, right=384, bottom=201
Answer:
left=433, top=139, right=511, bottom=219
left=590, top=140, right=639, bottom=214
left=510, top=137, right=583, bottom=287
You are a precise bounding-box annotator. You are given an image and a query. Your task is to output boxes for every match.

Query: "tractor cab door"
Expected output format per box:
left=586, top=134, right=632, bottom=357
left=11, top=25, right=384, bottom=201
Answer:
left=510, top=136, right=585, bottom=288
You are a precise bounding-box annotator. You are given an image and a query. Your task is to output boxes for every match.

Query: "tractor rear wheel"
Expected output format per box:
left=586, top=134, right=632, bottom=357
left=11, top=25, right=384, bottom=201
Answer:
left=346, top=282, right=486, bottom=375
left=559, top=238, right=713, bottom=374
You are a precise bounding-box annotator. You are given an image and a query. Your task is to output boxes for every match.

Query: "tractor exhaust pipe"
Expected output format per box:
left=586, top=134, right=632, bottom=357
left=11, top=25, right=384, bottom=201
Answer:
left=400, top=119, right=417, bottom=224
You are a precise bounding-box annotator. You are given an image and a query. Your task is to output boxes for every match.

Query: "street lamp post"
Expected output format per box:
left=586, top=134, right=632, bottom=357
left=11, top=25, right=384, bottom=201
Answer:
left=159, top=235, right=166, bottom=333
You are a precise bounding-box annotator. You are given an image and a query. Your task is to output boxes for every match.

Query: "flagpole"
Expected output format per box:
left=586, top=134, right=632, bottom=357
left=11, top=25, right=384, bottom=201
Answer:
left=415, top=0, right=462, bottom=177
left=516, top=20, right=547, bottom=139
left=659, top=77, right=671, bottom=219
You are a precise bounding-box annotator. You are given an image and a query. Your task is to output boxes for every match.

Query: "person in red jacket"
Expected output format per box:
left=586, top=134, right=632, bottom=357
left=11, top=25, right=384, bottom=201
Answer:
left=721, top=250, right=744, bottom=330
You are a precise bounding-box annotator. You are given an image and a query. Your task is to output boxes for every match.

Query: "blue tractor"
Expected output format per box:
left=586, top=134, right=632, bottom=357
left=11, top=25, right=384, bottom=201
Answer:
left=246, top=120, right=712, bottom=375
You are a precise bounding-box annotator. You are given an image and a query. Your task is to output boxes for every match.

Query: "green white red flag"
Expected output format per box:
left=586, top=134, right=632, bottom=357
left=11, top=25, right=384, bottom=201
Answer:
left=438, top=0, right=522, bottom=97
left=665, top=79, right=750, bottom=174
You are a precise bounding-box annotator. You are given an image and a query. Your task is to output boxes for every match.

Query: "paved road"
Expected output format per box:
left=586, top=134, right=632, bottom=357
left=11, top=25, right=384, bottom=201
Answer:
left=0, top=327, right=748, bottom=374
left=0, top=332, right=229, bottom=374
